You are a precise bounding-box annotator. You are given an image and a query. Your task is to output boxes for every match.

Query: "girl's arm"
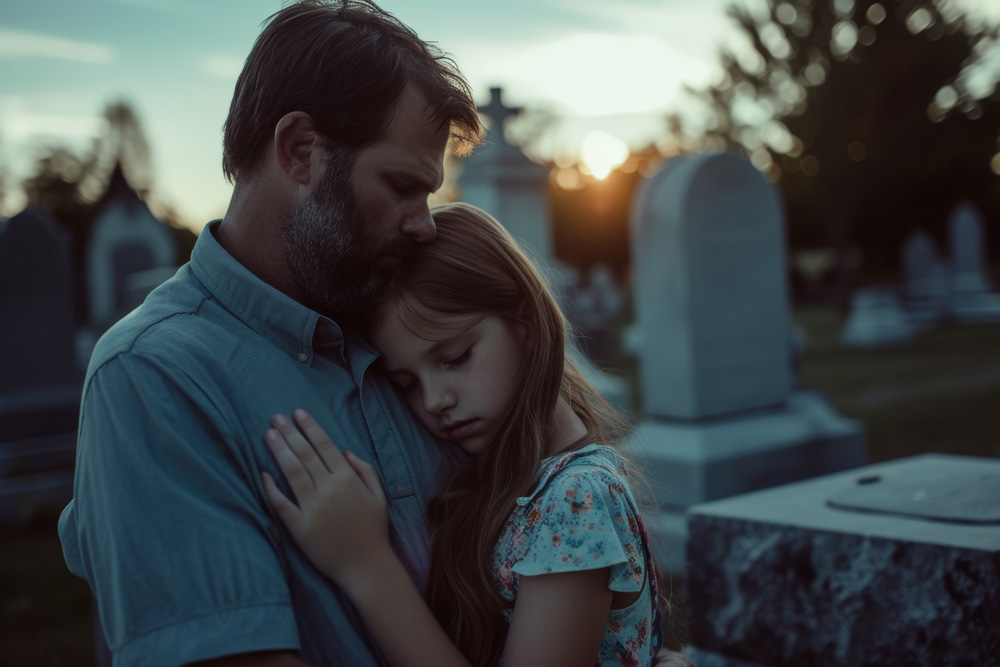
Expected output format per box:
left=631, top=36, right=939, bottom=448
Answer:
left=262, top=410, right=613, bottom=667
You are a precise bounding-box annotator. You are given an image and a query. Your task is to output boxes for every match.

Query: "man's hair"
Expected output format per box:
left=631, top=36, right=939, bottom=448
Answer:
left=222, top=0, right=481, bottom=183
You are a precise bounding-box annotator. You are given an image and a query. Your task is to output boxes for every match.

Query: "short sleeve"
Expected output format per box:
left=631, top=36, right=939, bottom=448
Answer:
left=510, top=460, right=646, bottom=593
left=59, top=352, right=300, bottom=666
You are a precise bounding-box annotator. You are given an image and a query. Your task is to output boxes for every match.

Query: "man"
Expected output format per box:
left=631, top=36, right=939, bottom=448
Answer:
left=59, top=2, right=480, bottom=665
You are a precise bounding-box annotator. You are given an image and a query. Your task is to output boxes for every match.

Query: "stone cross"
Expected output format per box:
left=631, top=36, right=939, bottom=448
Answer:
left=477, top=87, right=522, bottom=151
left=458, top=87, right=554, bottom=283
left=458, top=87, right=629, bottom=412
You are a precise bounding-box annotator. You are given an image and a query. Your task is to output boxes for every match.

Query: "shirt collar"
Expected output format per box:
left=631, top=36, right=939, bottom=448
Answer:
left=189, top=220, right=346, bottom=364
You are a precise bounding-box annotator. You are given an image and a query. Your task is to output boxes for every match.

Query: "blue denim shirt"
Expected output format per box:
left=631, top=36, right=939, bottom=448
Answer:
left=59, top=221, right=453, bottom=666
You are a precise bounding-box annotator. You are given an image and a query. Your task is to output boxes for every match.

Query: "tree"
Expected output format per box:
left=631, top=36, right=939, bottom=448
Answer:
left=690, top=0, right=1000, bottom=303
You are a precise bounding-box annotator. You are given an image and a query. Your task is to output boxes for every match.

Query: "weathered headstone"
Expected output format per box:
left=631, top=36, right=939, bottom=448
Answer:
left=573, top=264, right=626, bottom=363
left=841, top=286, right=915, bottom=348
left=86, top=164, right=177, bottom=331
left=948, top=202, right=1000, bottom=324
left=459, top=87, right=629, bottom=411
left=0, top=209, right=81, bottom=522
left=625, top=152, right=864, bottom=567
left=686, top=454, right=1000, bottom=666
left=901, top=231, right=949, bottom=328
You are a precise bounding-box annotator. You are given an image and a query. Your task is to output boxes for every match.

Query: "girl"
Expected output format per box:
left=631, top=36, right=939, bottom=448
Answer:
left=261, top=202, right=670, bottom=667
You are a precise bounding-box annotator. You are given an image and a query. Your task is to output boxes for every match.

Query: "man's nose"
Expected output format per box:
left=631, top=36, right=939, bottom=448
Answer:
left=401, top=202, right=436, bottom=244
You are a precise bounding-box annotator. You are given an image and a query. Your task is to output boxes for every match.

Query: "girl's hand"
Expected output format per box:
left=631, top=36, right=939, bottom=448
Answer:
left=261, top=409, right=392, bottom=591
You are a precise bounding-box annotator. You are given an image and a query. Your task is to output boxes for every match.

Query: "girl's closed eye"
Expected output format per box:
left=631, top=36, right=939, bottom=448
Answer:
left=391, top=375, right=418, bottom=394
left=443, top=346, right=472, bottom=368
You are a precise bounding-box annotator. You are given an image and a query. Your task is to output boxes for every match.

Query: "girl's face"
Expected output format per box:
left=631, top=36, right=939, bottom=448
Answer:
left=372, top=307, right=524, bottom=455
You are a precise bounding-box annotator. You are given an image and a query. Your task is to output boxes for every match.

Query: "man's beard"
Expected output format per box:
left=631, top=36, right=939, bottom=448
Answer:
left=281, top=147, right=413, bottom=318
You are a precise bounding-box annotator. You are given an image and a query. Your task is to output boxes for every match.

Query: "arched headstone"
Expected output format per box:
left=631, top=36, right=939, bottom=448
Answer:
left=86, top=165, right=177, bottom=330
left=631, top=151, right=792, bottom=418
left=625, top=152, right=864, bottom=569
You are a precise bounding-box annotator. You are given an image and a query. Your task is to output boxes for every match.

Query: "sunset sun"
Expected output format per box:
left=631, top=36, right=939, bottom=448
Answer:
left=580, top=131, right=629, bottom=179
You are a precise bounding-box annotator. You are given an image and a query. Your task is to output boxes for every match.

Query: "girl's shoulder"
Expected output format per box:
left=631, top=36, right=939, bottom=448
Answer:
left=524, top=444, right=631, bottom=501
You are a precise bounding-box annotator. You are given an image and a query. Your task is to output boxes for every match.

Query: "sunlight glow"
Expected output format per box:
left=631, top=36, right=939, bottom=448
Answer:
left=580, top=131, right=628, bottom=179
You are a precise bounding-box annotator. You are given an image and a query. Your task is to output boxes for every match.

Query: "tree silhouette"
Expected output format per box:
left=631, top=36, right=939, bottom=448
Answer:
left=691, top=0, right=1000, bottom=303
left=19, top=100, right=195, bottom=324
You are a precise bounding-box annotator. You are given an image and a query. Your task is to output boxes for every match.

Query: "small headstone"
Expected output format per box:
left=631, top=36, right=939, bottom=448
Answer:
left=901, top=231, right=949, bottom=328
left=687, top=454, right=1000, bottom=666
left=86, top=165, right=177, bottom=330
left=841, top=286, right=914, bottom=348
left=572, top=264, right=625, bottom=363
left=948, top=202, right=1000, bottom=324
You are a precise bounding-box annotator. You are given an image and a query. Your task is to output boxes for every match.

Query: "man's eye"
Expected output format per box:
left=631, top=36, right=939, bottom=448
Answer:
left=444, top=347, right=472, bottom=368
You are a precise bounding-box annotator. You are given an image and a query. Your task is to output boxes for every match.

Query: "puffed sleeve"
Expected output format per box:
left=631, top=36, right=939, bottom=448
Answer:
left=510, top=459, right=646, bottom=593
left=59, top=352, right=300, bottom=666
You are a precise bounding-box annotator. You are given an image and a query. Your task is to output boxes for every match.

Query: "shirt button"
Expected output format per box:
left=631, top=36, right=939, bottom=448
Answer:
left=297, top=353, right=308, bottom=363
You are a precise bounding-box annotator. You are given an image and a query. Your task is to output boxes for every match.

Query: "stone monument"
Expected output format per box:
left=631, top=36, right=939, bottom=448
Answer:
left=947, top=202, right=1000, bottom=324
left=0, top=209, right=81, bottom=523
left=686, top=454, right=1000, bottom=666
left=458, top=87, right=629, bottom=411
left=625, top=152, right=865, bottom=568
left=841, top=286, right=915, bottom=348
left=901, top=231, right=949, bottom=328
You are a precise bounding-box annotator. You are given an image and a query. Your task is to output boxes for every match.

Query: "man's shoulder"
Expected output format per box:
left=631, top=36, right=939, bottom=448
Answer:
left=88, top=265, right=230, bottom=375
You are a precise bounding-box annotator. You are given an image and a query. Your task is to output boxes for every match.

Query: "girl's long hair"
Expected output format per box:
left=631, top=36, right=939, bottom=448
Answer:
left=368, top=202, right=657, bottom=666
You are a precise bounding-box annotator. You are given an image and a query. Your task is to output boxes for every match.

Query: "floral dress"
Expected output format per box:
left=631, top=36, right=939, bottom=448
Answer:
left=491, top=444, right=663, bottom=667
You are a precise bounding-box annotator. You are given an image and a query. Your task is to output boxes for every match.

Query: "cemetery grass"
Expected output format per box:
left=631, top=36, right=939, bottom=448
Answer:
left=795, top=306, right=1000, bottom=462
left=2, top=508, right=94, bottom=667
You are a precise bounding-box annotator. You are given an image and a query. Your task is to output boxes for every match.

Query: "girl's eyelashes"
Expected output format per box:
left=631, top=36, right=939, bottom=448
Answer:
left=389, top=375, right=417, bottom=393
left=443, top=346, right=472, bottom=368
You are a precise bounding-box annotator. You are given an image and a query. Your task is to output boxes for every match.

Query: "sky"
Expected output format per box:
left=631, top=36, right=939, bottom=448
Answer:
left=1, top=0, right=998, bottom=232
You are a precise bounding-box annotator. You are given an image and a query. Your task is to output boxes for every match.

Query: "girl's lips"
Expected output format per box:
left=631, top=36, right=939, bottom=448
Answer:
left=442, top=419, right=480, bottom=441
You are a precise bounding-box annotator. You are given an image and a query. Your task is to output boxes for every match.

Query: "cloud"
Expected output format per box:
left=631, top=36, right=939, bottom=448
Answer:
left=0, top=27, right=114, bottom=63
left=198, top=54, right=245, bottom=80
left=0, top=96, right=105, bottom=143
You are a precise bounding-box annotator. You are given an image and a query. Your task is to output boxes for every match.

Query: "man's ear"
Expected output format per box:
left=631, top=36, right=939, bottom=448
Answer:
left=274, top=111, right=322, bottom=186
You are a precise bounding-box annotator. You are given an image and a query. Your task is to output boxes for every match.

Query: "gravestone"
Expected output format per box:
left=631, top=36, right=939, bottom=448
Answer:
left=948, top=202, right=1000, bottom=324
left=459, top=87, right=552, bottom=264
left=625, top=152, right=865, bottom=568
left=573, top=264, right=626, bottom=363
left=686, top=454, right=1000, bottom=666
left=841, top=286, right=914, bottom=348
left=86, top=164, right=177, bottom=331
left=459, top=87, right=629, bottom=411
left=901, top=231, right=949, bottom=328
left=0, top=209, right=81, bottom=523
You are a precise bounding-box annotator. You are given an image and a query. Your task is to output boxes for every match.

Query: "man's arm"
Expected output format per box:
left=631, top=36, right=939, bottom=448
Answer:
left=63, top=352, right=300, bottom=665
